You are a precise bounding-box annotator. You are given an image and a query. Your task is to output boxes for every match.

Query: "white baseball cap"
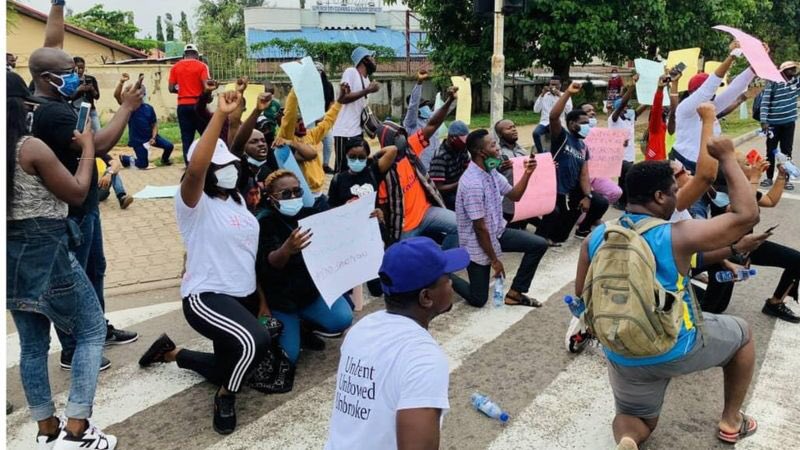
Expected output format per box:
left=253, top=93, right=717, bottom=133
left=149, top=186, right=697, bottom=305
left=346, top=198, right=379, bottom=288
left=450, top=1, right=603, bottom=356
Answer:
left=186, top=138, right=238, bottom=165
left=184, top=44, right=199, bottom=53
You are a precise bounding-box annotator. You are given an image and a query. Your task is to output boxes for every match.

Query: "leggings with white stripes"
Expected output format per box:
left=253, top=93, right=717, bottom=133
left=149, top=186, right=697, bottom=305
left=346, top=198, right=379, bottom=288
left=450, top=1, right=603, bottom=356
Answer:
left=178, top=293, right=269, bottom=393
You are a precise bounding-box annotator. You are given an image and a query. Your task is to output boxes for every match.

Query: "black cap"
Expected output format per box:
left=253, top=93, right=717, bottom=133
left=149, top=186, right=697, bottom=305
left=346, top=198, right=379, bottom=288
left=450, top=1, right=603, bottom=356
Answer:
left=7, top=72, right=44, bottom=104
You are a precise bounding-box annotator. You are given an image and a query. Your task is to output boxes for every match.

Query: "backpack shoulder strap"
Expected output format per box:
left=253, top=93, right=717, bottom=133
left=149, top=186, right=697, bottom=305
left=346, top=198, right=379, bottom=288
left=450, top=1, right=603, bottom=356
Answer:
left=628, top=216, right=668, bottom=236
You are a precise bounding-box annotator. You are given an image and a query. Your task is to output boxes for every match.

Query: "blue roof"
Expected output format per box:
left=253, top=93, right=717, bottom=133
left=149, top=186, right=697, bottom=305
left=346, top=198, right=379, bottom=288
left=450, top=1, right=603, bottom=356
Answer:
left=246, top=27, right=427, bottom=59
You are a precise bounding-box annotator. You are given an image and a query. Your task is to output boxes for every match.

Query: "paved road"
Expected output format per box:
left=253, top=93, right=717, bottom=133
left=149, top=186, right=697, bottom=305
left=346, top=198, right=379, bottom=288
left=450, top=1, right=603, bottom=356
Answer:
left=7, top=131, right=800, bottom=449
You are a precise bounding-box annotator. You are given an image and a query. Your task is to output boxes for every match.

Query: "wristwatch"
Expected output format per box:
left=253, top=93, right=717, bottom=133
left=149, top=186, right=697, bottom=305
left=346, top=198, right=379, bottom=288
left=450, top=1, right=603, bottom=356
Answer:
left=584, top=193, right=593, bottom=200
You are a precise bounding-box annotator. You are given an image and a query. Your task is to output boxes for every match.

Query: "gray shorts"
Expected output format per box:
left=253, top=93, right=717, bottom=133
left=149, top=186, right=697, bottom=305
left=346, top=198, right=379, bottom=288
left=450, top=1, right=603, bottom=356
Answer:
left=607, top=313, right=750, bottom=419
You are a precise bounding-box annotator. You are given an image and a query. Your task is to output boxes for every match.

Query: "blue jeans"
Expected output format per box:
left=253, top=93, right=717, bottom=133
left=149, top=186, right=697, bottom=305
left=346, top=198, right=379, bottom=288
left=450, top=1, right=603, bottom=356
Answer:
left=11, top=255, right=106, bottom=421
left=131, top=135, right=174, bottom=169
left=58, top=209, right=107, bottom=355
left=98, top=174, right=127, bottom=202
left=272, top=296, right=353, bottom=363
left=532, top=124, right=549, bottom=153
left=177, top=104, right=207, bottom=164
left=401, top=206, right=459, bottom=250
left=322, top=132, right=334, bottom=167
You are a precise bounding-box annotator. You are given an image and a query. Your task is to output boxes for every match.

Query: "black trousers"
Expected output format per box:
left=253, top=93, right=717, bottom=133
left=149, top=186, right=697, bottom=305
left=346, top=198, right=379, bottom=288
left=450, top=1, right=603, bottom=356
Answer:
left=536, top=187, right=609, bottom=243
left=177, top=105, right=208, bottom=164
left=617, top=160, right=634, bottom=207
left=765, top=122, right=796, bottom=180
left=698, top=240, right=800, bottom=313
left=177, top=292, right=269, bottom=393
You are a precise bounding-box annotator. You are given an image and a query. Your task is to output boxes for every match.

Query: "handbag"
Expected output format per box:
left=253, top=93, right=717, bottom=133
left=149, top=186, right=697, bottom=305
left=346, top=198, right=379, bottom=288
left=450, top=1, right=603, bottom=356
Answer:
left=359, top=76, right=381, bottom=138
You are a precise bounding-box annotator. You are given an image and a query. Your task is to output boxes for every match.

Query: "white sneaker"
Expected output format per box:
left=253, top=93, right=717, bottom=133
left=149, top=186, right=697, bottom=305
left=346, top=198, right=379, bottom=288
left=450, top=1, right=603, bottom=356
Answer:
left=36, top=417, right=65, bottom=450
left=52, top=420, right=117, bottom=450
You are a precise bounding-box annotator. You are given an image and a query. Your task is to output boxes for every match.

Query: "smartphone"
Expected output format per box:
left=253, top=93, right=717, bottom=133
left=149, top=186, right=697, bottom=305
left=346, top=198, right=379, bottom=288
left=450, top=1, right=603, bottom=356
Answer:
left=134, top=73, right=144, bottom=89
left=673, top=62, right=687, bottom=73
left=76, top=102, right=91, bottom=132
left=765, top=224, right=779, bottom=234
left=746, top=149, right=763, bottom=166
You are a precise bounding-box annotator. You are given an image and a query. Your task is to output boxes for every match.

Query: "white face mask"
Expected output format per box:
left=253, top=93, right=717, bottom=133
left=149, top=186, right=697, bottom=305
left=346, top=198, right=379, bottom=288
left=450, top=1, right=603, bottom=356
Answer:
left=214, top=165, right=239, bottom=189
left=247, top=156, right=266, bottom=167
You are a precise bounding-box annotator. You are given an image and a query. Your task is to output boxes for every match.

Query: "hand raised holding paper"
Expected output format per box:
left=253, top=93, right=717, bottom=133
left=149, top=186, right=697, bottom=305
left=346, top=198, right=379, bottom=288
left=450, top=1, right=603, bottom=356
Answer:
left=523, top=156, right=537, bottom=175
left=283, top=228, right=313, bottom=255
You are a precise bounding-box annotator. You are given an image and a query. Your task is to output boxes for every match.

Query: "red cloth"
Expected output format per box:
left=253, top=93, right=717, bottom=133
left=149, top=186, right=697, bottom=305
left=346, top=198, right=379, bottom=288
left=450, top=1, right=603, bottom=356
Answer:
left=645, top=88, right=667, bottom=161
left=168, top=59, right=209, bottom=105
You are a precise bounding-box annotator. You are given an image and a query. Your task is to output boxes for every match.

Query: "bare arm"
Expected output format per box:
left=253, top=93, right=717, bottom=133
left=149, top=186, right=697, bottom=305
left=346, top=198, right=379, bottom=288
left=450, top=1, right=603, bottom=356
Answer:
left=579, top=161, right=591, bottom=196
left=675, top=103, right=718, bottom=211
left=113, top=75, right=128, bottom=105
left=435, top=180, right=460, bottom=194
left=404, top=82, right=423, bottom=130
left=550, top=83, right=580, bottom=138
left=575, top=239, right=590, bottom=295
left=667, top=77, right=680, bottom=135
left=421, top=87, right=457, bottom=140
left=90, top=84, right=144, bottom=155
left=505, top=158, right=536, bottom=201
left=611, top=78, right=637, bottom=122
left=396, top=408, right=441, bottom=450
left=376, top=145, right=398, bottom=174
left=760, top=168, right=786, bottom=207
left=21, top=133, right=95, bottom=206
left=230, top=92, right=273, bottom=157
left=43, top=3, right=65, bottom=48
left=473, top=218, right=499, bottom=263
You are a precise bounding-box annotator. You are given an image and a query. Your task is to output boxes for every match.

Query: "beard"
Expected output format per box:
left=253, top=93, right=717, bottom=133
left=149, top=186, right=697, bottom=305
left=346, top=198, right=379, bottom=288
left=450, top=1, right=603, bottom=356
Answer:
left=364, top=60, right=377, bottom=76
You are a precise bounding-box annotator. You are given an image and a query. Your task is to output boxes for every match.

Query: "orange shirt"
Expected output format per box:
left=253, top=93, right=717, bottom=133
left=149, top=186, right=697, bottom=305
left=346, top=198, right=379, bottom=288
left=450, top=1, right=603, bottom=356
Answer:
left=378, top=131, right=431, bottom=232
left=168, top=59, right=210, bottom=105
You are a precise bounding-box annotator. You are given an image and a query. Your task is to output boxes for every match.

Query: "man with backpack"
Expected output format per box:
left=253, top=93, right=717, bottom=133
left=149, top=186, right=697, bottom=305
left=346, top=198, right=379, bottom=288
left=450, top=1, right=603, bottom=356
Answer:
left=574, top=137, right=760, bottom=449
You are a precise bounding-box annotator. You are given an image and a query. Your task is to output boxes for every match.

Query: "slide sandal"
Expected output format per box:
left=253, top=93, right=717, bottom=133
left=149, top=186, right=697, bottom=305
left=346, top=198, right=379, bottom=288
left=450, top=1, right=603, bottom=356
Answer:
left=505, top=293, right=542, bottom=308
left=718, top=412, right=758, bottom=444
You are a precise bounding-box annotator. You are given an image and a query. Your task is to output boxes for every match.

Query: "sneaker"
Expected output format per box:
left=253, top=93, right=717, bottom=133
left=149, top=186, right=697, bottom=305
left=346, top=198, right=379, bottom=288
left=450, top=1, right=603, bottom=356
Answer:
left=301, top=329, right=326, bottom=352
left=312, top=329, right=344, bottom=339
left=762, top=300, right=800, bottom=323
left=52, top=420, right=117, bottom=450
left=213, top=393, right=237, bottom=435
left=161, top=158, right=173, bottom=166
left=105, top=325, right=138, bottom=346
left=760, top=178, right=773, bottom=187
left=786, top=181, right=794, bottom=191
left=138, top=334, right=176, bottom=367
left=36, top=416, right=65, bottom=450
left=574, top=228, right=591, bottom=240
left=60, top=354, right=111, bottom=372
left=118, top=195, right=134, bottom=210
left=119, top=155, right=131, bottom=168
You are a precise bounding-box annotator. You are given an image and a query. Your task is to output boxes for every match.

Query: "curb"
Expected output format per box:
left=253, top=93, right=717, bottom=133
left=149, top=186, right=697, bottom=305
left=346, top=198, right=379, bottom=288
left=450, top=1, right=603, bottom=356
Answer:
left=106, top=278, right=181, bottom=298
left=732, top=129, right=760, bottom=147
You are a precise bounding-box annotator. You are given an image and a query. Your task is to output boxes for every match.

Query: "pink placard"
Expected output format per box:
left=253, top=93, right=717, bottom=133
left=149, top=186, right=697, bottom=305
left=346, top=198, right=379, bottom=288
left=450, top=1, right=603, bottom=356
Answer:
left=511, top=154, right=556, bottom=222
left=713, top=26, right=784, bottom=83
left=585, top=127, right=628, bottom=179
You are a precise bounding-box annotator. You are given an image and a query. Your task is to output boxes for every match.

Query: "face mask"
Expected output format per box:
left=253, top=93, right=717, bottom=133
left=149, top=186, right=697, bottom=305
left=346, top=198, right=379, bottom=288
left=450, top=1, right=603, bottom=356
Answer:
left=46, top=71, right=81, bottom=98
left=484, top=156, right=503, bottom=171
left=577, top=124, right=591, bottom=139
left=247, top=156, right=266, bottom=167
left=214, top=165, right=239, bottom=189
left=348, top=158, right=367, bottom=173
left=276, top=197, right=303, bottom=216
left=588, top=117, right=598, bottom=128
left=710, top=191, right=730, bottom=208
left=418, top=105, right=432, bottom=120
left=611, top=73, right=619, bottom=79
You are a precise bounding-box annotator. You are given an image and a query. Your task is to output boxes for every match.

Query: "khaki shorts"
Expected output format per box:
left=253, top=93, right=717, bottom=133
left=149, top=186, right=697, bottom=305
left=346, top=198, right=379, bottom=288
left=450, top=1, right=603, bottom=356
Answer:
left=607, top=313, right=749, bottom=419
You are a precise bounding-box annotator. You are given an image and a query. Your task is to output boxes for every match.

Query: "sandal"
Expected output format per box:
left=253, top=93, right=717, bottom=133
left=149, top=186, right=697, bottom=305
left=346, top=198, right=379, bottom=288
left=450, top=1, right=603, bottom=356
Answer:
left=718, top=411, right=758, bottom=444
left=505, top=293, right=542, bottom=308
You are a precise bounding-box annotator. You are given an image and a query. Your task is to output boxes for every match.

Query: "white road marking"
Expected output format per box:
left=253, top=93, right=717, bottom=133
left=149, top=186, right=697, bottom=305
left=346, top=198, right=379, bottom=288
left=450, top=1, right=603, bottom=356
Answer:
left=6, top=302, right=183, bottom=368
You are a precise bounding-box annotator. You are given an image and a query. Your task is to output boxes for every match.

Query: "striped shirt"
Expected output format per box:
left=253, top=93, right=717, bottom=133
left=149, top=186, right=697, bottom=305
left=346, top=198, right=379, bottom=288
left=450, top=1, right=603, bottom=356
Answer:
left=760, top=77, right=800, bottom=125
left=456, top=162, right=512, bottom=265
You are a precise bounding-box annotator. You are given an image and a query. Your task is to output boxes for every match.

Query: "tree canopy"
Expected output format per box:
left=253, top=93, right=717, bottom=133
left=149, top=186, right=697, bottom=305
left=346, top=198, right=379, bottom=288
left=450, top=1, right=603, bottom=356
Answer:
left=66, top=5, right=157, bottom=52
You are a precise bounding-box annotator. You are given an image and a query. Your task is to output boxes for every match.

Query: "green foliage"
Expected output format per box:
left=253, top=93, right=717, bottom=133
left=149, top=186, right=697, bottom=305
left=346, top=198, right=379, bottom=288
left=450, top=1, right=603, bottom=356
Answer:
left=179, top=12, right=193, bottom=44
left=67, top=5, right=155, bottom=51
left=156, top=16, right=165, bottom=43
left=250, top=39, right=396, bottom=73
left=195, top=0, right=260, bottom=56
left=752, top=0, right=800, bottom=64
left=165, top=13, right=175, bottom=41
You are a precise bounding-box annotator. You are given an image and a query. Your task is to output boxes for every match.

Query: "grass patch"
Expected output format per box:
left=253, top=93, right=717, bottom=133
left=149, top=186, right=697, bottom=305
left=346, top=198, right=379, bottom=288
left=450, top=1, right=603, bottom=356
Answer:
left=470, top=110, right=542, bottom=129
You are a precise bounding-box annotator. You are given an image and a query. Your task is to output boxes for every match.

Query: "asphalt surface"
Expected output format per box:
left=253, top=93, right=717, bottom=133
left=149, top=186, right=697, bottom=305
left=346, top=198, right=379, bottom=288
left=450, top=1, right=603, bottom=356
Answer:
left=6, top=130, right=800, bottom=450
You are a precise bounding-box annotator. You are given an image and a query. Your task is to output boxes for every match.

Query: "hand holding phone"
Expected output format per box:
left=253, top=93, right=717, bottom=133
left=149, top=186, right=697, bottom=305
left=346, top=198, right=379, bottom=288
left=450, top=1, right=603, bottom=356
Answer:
left=746, top=149, right=763, bottom=166
left=76, top=102, right=91, bottom=132
left=134, top=73, right=144, bottom=89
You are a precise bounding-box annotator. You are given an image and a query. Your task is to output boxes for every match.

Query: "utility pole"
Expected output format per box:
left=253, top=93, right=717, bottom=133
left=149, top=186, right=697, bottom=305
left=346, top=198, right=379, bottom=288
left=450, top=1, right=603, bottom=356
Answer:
left=490, top=0, right=504, bottom=128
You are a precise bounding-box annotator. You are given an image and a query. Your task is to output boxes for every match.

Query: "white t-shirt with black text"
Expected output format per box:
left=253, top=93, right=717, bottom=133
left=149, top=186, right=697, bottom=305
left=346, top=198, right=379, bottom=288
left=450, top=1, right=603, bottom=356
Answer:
left=175, top=192, right=259, bottom=298
left=332, top=67, right=369, bottom=138
left=325, top=310, right=450, bottom=450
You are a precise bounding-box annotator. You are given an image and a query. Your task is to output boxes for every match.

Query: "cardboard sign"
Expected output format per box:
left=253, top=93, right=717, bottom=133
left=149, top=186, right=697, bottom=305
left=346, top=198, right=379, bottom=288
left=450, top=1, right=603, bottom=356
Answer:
left=280, top=56, right=325, bottom=123
left=585, top=128, right=629, bottom=179
left=666, top=48, right=701, bottom=92
left=450, top=76, right=472, bottom=125
left=634, top=58, right=670, bottom=106
left=713, top=26, right=784, bottom=82
left=511, top=154, right=557, bottom=222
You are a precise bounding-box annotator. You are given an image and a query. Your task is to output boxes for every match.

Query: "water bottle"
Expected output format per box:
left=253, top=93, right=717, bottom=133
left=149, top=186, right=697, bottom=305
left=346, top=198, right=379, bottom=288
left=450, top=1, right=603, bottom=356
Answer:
left=715, top=268, right=758, bottom=283
left=774, top=150, right=800, bottom=179
left=493, top=276, right=505, bottom=308
left=471, top=393, right=510, bottom=423
left=564, top=295, right=586, bottom=318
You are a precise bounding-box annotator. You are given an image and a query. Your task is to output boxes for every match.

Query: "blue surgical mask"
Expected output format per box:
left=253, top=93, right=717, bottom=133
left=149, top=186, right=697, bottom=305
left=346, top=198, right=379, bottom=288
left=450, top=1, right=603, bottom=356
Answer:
left=348, top=158, right=367, bottom=173
left=710, top=191, right=730, bottom=208
left=277, top=197, right=303, bottom=217
left=247, top=156, right=266, bottom=167
left=578, top=124, right=591, bottom=139
left=46, top=71, right=81, bottom=98
left=418, top=105, right=432, bottom=120
left=588, top=117, right=598, bottom=128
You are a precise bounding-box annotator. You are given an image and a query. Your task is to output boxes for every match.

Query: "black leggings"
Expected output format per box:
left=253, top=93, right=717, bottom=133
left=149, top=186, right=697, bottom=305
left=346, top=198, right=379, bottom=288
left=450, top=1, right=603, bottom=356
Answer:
left=177, top=292, right=269, bottom=393
left=699, top=240, right=800, bottom=313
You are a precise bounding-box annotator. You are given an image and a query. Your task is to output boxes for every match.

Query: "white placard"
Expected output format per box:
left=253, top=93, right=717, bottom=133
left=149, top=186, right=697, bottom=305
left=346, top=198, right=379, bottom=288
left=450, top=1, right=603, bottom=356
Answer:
left=299, top=193, right=384, bottom=307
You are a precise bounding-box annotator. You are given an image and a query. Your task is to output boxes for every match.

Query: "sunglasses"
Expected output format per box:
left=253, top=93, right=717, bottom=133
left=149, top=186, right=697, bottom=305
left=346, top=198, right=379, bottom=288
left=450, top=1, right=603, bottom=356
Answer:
left=347, top=155, right=367, bottom=161
left=271, top=187, right=303, bottom=200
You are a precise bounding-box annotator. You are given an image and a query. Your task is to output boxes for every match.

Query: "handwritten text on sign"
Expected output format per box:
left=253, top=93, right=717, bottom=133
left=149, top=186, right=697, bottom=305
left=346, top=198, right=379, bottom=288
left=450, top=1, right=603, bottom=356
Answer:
left=299, top=193, right=384, bottom=308
left=511, top=154, right=557, bottom=222
left=585, top=128, right=629, bottom=179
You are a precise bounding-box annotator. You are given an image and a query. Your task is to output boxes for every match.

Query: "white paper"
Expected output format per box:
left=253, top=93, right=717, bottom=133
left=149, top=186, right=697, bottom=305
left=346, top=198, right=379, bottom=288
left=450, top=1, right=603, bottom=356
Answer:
left=133, top=185, right=179, bottom=199
left=634, top=58, right=670, bottom=107
left=280, top=56, right=325, bottom=124
left=299, top=193, right=384, bottom=307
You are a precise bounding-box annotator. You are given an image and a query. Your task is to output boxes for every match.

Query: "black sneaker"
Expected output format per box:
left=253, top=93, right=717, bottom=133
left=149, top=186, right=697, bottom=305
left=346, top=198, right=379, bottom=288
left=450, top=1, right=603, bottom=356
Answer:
left=301, top=328, right=326, bottom=351
left=60, top=354, right=111, bottom=372
left=138, top=334, right=176, bottom=367
left=575, top=228, right=591, bottom=240
left=161, top=158, right=173, bottom=166
left=118, top=195, right=134, bottom=210
left=762, top=300, right=800, bottom=323
left=105, top=325, right=139, bottom=346
left=213, top=392, right=237, bottom=435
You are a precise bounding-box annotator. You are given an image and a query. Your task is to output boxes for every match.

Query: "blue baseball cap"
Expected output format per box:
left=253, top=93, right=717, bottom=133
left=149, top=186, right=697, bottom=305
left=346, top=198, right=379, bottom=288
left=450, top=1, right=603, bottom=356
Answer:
left=379, top=237, right=470, bottom=295
left=351, top=46, right=375, bottom=66
left=448, top=120, right=469, bottom=137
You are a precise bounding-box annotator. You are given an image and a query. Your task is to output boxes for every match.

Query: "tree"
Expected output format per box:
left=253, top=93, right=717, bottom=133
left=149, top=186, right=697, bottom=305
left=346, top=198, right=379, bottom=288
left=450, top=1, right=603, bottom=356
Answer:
left=179, top=11, right=193, bottom=44
left=752, top=0, right=800, bottom=64
left=156, top=16, right=164, bottom=42
left=165, top=13, right=175, bottom=41
left=251, top=39, right=395, bottom=73
left=195, top=0, right=263, bottom=56
left=67, top=5, right=157, bottom=51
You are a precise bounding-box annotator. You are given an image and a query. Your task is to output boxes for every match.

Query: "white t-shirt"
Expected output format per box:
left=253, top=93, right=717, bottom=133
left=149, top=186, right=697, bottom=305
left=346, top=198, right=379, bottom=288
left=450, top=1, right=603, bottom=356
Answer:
left=608, top=114, right=636, bottom=162
left=332, top=67, right=369, bottom=138
left=325, top=310, right=450, bottom=450
left=175, top=192, right=259, bottom=298
left=670, top=209, right=692, bottom=223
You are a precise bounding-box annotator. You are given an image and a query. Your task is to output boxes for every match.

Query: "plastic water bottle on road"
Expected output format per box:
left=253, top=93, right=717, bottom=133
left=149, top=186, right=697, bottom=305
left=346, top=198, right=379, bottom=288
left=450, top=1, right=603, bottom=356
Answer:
left=715, top=268, right=758, bottom=283
left=471, top=393, right=510, bottom=423
left=564, top=295, right=586, bottom=318
left=493, top=276, right=505, bottom=308
left=774, top=150, right=800, bottom=179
